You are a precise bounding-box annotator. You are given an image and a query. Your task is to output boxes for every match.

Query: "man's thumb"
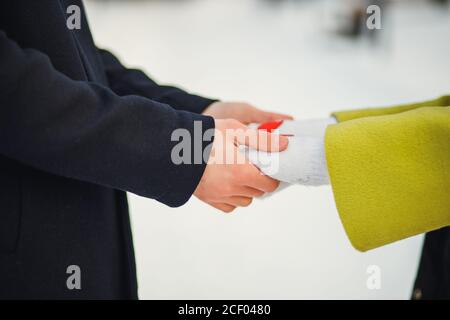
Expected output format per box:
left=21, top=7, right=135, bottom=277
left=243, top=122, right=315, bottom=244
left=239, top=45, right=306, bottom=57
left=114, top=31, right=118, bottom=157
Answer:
left=235, top=129, right=289, bottom=152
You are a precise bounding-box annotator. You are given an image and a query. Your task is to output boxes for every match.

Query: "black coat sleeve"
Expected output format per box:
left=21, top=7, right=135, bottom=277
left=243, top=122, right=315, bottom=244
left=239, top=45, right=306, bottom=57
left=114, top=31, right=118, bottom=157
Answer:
left=98, top=49, right=217, bottom=114
left=0, top=30, right=215, bottom=207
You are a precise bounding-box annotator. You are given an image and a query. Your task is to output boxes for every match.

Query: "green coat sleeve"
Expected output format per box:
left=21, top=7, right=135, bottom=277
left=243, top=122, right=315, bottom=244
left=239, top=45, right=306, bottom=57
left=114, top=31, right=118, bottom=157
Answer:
left=332, top=95, right=449, bottom=122
left=326, top=96, right=450, bottom=251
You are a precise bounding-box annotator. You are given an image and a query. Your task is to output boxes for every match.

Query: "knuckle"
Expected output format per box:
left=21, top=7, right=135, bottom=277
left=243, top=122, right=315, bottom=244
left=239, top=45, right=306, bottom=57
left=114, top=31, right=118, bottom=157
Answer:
left=228, top=171, right=239, bottom=185
left=223, top=184, right=234, bottom=195
left=243, top=165, right=257, bottom=179
left=240, top=168, right=251, bottom=179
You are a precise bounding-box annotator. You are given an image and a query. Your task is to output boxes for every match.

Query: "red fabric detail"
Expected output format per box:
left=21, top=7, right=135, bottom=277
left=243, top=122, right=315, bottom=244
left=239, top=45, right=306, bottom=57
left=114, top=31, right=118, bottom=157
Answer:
left=257, top=120, right=284, bottom=133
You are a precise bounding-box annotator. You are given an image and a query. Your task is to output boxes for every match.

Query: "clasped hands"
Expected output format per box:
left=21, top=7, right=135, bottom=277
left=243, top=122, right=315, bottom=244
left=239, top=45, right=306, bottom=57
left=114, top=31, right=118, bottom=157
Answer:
left=195, top=102, right=293, bottom=213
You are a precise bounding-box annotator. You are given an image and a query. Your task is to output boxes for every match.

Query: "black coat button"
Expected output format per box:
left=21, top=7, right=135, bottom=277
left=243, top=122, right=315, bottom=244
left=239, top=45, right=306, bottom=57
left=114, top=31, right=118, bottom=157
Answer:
left=413, top=288, right=422, bottom=300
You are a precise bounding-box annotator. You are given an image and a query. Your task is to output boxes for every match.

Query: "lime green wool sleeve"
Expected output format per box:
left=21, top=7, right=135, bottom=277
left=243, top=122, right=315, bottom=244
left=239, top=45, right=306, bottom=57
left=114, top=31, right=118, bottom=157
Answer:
left=326, top=103, right=450, bottom=252
left=332, top=95, right=449, bottom=122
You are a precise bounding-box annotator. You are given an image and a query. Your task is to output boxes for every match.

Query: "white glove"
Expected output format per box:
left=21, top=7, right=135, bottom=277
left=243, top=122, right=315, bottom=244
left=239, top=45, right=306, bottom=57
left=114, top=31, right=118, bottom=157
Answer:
left=244, top=118, right=337, bottom=186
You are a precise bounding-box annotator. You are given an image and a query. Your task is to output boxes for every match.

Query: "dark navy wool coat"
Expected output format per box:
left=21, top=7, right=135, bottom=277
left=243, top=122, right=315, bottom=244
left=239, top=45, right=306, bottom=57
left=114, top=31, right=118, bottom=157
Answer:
left=0, top=0, right=215, bottom=299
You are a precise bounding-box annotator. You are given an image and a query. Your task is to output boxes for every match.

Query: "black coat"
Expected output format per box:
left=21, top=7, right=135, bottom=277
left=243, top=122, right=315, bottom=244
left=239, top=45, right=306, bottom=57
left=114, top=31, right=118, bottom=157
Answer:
left=412, top=227, right=450, bottom=300
left=0, top=0, right=215, bottom=299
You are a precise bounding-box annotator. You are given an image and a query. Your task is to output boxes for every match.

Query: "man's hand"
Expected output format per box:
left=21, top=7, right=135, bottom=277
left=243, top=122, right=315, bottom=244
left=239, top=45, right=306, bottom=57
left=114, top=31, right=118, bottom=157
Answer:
left=203, top=101, right=293, bottom=125
left=194, top=119, right=289, bottom=213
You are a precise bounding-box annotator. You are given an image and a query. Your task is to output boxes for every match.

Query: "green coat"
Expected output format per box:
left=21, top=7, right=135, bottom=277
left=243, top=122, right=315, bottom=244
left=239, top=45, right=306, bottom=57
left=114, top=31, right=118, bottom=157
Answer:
left=326, top=96, right=450, bottom=251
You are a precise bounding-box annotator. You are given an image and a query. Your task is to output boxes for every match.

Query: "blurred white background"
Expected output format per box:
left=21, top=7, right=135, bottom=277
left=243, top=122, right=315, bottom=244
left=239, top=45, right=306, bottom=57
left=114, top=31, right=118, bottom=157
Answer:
left=85, top=0, right=450, bottom=299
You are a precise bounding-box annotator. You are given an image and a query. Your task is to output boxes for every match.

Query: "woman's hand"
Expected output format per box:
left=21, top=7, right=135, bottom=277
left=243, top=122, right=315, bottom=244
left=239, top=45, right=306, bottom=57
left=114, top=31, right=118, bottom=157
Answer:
left=202, top=101, right=293, bottom=125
